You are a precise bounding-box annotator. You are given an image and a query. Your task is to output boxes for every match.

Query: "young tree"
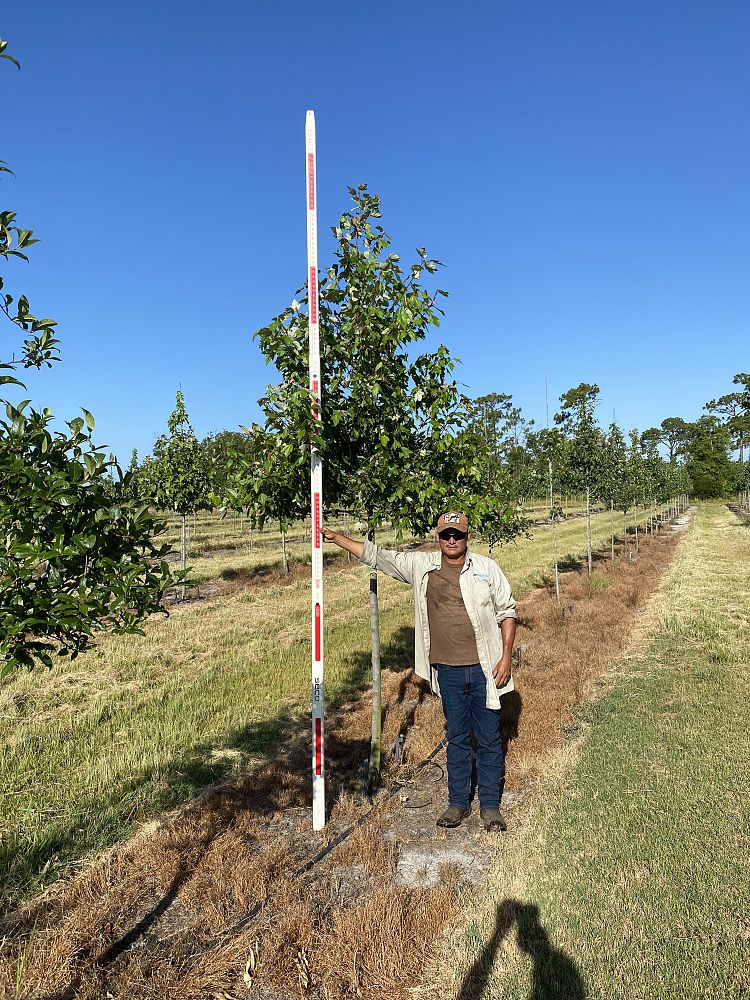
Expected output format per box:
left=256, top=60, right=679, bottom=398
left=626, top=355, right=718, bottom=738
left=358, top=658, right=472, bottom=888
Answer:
left=599, top=423, right=629, bottom=561
left=230, top=424, right=306, bottom=573
left=147, top=391, right=212, bottom=574
left=1, top=37, right=179, bottom=675
left=555, top=383, right=604, bottom=575
left=202, top=429, right=258, bottom=499
left=254, top=185, right=523, bottom=784
left=525, top=426, right=567, bottom=603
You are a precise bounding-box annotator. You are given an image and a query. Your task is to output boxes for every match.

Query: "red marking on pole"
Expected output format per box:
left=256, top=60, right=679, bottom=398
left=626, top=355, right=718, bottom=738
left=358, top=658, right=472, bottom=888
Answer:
left=309, top=268, right=317, bottom=323
left=314, top=602, right=321, bottom=659
left=314, top=493, right=321, bottom=546
left=315, top=718, right=322, bottom=774
left=308, top=153, right=315, bottom=209
left=312, top=379, right=321, bottom=422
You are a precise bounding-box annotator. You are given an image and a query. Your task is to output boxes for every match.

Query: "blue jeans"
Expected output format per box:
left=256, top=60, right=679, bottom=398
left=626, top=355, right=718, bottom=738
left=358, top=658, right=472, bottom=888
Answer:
left=435, top=663, right=503, bottom=811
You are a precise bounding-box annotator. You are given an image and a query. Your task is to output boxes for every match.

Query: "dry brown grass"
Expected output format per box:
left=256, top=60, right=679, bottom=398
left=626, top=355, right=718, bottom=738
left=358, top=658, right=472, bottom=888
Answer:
left=0, top=525, right=685, bottom=1000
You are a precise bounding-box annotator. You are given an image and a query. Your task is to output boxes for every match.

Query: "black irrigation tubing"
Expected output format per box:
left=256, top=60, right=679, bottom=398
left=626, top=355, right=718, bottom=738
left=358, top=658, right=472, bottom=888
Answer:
left=213, top=737, right=448, bottom=941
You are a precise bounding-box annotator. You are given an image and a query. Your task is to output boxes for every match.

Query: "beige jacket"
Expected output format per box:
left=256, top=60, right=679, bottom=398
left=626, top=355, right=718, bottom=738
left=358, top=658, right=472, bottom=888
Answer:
left=360, top=540, right=517, bottom=709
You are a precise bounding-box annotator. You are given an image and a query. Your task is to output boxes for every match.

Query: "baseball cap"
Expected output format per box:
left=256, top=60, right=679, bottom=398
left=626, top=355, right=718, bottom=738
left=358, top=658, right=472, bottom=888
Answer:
left=436, top=511, right=469, bottom=533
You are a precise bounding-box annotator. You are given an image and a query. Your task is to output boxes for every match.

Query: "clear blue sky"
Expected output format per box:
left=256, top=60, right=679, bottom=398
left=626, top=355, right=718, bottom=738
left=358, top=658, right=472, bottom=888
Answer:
left=3, top=1, right=748, bottom=463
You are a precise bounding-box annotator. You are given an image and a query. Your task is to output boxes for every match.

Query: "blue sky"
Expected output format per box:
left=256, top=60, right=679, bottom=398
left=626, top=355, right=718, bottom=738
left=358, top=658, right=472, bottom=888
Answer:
left=3, top=1, right=748, bottom=463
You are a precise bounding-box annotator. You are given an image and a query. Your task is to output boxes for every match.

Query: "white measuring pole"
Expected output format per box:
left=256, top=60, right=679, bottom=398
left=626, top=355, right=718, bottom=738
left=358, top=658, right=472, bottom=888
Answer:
left=306, top=110, right=325, bottom=831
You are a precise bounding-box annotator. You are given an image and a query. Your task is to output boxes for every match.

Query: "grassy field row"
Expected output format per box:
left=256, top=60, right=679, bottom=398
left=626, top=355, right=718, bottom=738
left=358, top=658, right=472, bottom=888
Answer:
left=0, top=503, right=673, bottom=908
left=441, top=501, right=749, bottom=999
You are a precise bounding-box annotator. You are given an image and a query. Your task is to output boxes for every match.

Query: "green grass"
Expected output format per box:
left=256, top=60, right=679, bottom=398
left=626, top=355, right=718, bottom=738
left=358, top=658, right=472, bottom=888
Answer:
left=0, top=503, right=672, bottom=909
left=457, top=501, right=750, bottom=999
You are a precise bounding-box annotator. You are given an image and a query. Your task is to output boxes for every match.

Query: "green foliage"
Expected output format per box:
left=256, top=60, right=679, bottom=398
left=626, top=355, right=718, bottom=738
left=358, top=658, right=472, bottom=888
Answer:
left=465, top=392, right=534, bottom=505
left=555, top=383, right=606, bottom=498
left=0, top=401, right=175, bottom=676
left=225, top=424, right=304, bottom=531
left=599, top=423, right=629, bottom=510
left=735, top=460, right=750, bottom=493
left=522, top=427, right=566, bottom=508
left=683, top=416, right=734, bottom=498
left=707, top=381, right=750, bottom=464
left=201, top=429, right=257, bottom=499
left=146, top=391, right=212, bottom=517
left=641, top=417, right=688, bottom=463
left=254, top=185, right=522, bottom=542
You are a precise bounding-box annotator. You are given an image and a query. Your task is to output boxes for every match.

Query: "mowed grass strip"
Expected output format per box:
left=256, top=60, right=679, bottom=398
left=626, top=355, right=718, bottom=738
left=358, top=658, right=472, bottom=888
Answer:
left=445, top=502, right=750, bottom=1000
left=0, top=506, right=668, bottom=908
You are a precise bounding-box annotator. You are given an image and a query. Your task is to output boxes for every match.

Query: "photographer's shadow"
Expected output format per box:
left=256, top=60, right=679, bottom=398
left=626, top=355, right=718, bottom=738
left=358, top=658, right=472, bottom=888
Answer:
left=458, top=899, right=586, bottom=1000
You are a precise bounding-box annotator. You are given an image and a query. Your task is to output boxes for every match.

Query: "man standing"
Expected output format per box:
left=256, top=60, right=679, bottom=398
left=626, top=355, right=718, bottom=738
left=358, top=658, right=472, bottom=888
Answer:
left=321, top=511, right=517, bottom=832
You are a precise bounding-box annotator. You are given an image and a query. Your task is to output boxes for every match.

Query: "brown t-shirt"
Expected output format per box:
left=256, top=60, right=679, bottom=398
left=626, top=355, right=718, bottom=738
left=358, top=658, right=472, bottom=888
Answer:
left=427, top=558, right=480, bottom=667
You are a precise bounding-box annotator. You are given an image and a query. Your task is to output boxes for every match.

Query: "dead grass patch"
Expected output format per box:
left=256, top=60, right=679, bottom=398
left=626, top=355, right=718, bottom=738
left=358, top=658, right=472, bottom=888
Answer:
left=0, top=522, right=686, bottom=1000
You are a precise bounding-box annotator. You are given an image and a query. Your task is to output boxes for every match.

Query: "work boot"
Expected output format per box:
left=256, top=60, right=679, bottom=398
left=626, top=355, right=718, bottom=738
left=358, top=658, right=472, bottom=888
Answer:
left=436, top=805, right=471, bottom=828
left=480, top=807, right=507, bottom=832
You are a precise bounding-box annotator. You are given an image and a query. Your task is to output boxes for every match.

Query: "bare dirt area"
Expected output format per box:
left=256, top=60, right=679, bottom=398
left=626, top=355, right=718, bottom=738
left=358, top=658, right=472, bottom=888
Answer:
left=0, top=517, right=690, bottom=1000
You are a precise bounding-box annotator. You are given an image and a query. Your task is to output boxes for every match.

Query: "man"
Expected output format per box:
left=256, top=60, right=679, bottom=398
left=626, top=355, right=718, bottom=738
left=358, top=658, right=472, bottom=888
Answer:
left=321, top=511, right=517, bottom=832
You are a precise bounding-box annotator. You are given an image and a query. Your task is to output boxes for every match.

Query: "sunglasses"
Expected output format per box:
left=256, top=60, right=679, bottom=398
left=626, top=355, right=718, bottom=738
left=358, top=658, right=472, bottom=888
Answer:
left=438, top=530, right=467, bottom=541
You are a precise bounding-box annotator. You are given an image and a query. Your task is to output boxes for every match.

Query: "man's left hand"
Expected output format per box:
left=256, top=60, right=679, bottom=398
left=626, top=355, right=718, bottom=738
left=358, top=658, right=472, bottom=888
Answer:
left=492, top=658, right=512, bottom=687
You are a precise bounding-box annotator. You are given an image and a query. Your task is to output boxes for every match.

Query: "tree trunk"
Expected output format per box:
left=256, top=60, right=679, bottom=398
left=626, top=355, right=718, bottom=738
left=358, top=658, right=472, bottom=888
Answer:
left=548, top=460, right=560, bottom=606
left=180, top=513, right=187, bottom=601
left=367, top=526, right=382, bottom=789
left=634, top=505, right=639, bottom=554
left=623, top=509, right=629, bottom=556
left=280, top=526, right=289, bottom=576
left=586, top=487, right=592, bottom=576
left=610, top=499, right=615, bottom=562
left=344, top=513, right=352, bottom=562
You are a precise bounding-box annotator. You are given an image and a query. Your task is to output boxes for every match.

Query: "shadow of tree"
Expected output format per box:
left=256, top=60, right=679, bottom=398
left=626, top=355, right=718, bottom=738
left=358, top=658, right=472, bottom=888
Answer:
left=457, top=899, right=586, bottom=1000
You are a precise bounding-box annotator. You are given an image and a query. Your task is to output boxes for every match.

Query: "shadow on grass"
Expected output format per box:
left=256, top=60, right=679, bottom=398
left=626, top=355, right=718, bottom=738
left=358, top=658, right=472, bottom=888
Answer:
left=218, top=552, right=351, bottom=589
left=458, top=899, right=586, bottom=1000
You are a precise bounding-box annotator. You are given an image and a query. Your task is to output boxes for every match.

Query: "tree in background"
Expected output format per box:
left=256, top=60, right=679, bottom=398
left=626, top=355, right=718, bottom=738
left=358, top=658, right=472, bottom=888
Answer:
left=202, top=429, right=258, bottom=499
left=599, top=422, right=629, bottom=560
left=145, top=391, right=212, bottom=575
left=525, top=426, right=567, bottom=603
left=706, top=381, right=750, bottom=465
left=682, top=416, right=733, bottom=499
left=641, top=417, right=688, bottom=464
left=555, top=383, right=604, bottom=575
left=1, top=37, right=178, bottom=675
left=228, top=424, right=306, bottom=573
left=466, top=392, right=534, bottom=514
